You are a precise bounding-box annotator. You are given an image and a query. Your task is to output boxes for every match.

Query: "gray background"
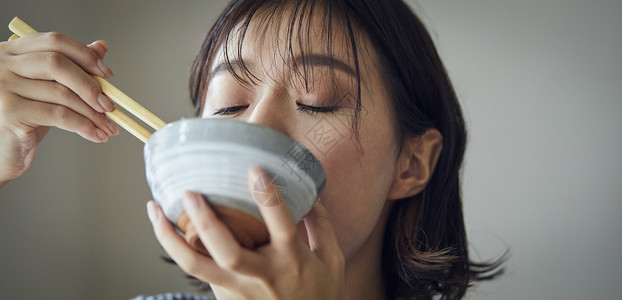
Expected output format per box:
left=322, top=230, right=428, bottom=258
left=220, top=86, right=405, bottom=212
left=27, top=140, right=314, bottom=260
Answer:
left=0, top=0, right=620, bottom=299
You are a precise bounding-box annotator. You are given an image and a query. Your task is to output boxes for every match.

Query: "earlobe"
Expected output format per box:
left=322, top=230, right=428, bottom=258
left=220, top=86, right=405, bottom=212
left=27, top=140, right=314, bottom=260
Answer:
left=387, top=128, right=443, bottom=201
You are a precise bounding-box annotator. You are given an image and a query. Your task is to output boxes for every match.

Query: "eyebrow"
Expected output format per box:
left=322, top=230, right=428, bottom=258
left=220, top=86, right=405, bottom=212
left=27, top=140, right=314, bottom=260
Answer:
left=208, top=54, right=356, bottom=84
left=293, top=54, right=356, bottom=77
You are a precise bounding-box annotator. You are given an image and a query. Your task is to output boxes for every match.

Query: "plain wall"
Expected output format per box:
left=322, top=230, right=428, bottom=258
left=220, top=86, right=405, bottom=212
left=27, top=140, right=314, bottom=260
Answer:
left=0, top=0, right=620, bottom=299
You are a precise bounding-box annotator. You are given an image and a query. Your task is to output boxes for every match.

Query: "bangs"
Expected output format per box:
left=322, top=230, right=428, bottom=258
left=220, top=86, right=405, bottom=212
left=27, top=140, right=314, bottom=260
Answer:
left=190, top=0, right=364, bottom=133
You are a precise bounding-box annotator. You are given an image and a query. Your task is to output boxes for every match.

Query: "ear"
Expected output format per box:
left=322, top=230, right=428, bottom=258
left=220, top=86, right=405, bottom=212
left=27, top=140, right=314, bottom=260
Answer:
left=387, top=128, right=443, bottom=200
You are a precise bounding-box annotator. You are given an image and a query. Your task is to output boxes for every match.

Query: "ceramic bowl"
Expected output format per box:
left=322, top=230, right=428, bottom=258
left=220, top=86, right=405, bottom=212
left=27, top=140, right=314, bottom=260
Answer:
left=144, top=118, right=326, bottom=251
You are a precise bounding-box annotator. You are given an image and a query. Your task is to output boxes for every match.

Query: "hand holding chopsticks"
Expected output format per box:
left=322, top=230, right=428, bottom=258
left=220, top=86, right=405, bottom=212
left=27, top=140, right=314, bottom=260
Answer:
left=7, top=17, right=166, bottom=143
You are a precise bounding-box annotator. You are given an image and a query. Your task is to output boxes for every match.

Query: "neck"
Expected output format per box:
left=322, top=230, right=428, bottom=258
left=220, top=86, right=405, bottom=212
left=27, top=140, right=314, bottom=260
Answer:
left=343, top=201, right=393, bottom=300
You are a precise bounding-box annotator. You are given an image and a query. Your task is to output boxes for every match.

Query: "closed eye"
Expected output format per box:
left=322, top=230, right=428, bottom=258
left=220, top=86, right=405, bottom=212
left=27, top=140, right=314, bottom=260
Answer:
left=213, top=105, right=248, bottom=116
left=296, top=103, right=340, bottom=115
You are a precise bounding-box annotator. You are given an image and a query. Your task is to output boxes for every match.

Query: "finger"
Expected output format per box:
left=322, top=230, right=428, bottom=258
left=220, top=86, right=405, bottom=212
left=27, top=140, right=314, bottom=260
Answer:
left=4, top=32, right=112, bottom=78
left=303, top=200, right=343, bottom=265
left=9, top=76, right=118, bottom=136
left=87, top=40, right=109, bottom=61
left=248, top=167, right=298, bottom=248
left=4, top=93, right=108, bottom=143
left=8, top=52, right=115, bottom=113
left=147, top=200, right=232, bottom=285
left=183, top=191, right=264, bottom=276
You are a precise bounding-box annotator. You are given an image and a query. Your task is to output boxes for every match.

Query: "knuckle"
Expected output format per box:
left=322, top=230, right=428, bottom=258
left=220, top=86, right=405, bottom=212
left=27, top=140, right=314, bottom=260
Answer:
left=43, top=32, right=65, bottom=45
left=91, top=110, right=108, bottom=125
left=44, top=52, right=66, bottom=70
left=53, top=105, right=93, bottom=132
left=79, top=44, right=98, bottom=62
left=76, top=116, right=95, bottom=132
left=83, top=77, right=101, bottom=100
left=52, top=105, right=71, bottom=120
left=53, top=83, right=76, bottom=100
left=219, top=249, right=244, bottom=271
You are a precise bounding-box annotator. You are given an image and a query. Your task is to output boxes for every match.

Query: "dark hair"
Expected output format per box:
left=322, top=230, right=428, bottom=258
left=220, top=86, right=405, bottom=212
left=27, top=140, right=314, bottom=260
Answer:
left=189, top=0, right=504, bottom=299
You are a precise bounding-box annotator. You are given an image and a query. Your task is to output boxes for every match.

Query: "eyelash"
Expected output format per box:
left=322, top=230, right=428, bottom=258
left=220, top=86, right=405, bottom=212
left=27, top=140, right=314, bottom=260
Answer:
left=213, top=105, right=247, bottom=116
left=296, top=103, right=339, bottom=115
left=213, top=103, right=339, bottom=116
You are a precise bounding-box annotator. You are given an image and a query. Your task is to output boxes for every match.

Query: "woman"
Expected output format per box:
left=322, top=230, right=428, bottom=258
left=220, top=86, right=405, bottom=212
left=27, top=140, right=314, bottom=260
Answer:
left=0, top=0, right=502, bottom=299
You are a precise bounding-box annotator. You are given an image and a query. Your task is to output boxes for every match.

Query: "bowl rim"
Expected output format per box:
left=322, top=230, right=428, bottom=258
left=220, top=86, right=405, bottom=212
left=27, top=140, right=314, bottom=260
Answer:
left=144, top=117, right=326, bottom=196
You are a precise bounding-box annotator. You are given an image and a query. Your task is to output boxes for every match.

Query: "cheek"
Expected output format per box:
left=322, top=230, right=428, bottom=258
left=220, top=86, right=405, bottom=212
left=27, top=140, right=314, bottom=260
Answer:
left=297, top=117, right=397, bottom=258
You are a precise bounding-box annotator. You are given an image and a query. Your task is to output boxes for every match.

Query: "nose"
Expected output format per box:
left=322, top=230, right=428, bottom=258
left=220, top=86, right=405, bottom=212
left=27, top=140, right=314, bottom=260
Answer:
left=247, top=87, right=290, bottom=136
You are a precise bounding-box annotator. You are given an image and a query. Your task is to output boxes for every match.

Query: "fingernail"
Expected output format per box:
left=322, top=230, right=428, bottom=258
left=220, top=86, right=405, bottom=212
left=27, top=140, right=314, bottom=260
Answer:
left=95, top=128, right=108, bottom=143
left=147, top=201, right=160, bottom=223
left=106, top=119, right=119, bottom=135
left=98, top=40, right=109, bottom=51
left=97, top=59, right=113, bottom=77
left=89, top=40, right=109, bottom=51
left=98, top=93, right=115, bottom=112
left=183, top=191, right=203, bottom=213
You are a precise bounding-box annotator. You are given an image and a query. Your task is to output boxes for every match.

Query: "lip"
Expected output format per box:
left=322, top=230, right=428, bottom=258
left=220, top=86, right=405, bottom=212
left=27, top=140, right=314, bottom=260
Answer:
left=143, top=118, right=326, bottom=224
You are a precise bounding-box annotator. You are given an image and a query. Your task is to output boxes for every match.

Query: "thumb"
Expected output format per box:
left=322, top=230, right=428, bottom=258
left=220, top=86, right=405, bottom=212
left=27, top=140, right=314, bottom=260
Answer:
left=87, top=40, right=109, bottom=60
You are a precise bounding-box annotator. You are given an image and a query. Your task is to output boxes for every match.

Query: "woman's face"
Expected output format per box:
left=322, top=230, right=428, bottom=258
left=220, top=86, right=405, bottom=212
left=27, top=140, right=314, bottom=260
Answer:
left=201, top=15, right=400, bottom=259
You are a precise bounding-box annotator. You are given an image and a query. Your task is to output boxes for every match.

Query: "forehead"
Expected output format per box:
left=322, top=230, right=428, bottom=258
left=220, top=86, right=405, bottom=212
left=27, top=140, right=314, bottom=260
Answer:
left=209, top=3, right=377, bottom=84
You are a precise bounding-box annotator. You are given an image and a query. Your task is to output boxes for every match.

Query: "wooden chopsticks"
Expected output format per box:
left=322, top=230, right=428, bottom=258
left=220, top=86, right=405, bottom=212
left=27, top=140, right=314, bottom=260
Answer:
left=7, top=17, right=166, bottom=143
